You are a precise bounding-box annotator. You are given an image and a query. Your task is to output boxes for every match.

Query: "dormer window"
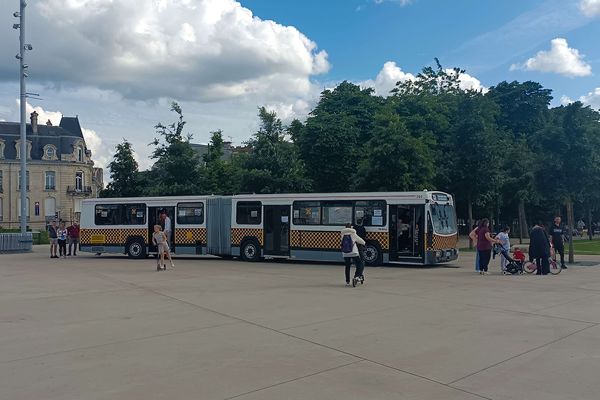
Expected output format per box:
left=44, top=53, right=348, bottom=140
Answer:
left=15, top=140, right=32, bottom=160
left=43, top=144, right=58, bottom=161
left=77, top=146, right=84, bottom=162
left=0, top=139, right=5, bottom=159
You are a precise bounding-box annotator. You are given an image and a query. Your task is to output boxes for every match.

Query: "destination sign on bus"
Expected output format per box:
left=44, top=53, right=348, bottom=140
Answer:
left=431, top=193, right=449, bottom=202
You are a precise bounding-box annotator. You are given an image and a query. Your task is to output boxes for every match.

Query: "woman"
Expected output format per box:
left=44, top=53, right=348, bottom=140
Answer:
left=152, top=225, right=174, bottom=271
left=475, top=219, right=500, bottom=275
left=469, top=222, right=480, bottom=272
left=341, top=223, right=366, bottom=286
left=529, top=222, right=550, bottom=275
left=57, top=222, right=68, bottom=259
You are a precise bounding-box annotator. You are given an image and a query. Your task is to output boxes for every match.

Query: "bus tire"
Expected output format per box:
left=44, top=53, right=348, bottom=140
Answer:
left=363, top=241, right=383, bottom=266
left=240, top=239, right=261, bottom=262
left=126, top=238, right=146, bottom=259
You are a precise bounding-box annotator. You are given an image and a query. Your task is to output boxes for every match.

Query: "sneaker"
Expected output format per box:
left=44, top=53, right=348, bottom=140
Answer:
left=170, top=263, right=175, bottom=269
left=67, top=253, right=71, bottom=256
left=561, top=265, right=568, bottom=269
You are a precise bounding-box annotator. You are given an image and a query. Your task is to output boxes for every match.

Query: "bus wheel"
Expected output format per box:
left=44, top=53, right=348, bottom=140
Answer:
left=127, top=238, right=146, bottom=259
left=241, top=239, right=261, bottom=262
left=363, top=242, right=383, bottom=266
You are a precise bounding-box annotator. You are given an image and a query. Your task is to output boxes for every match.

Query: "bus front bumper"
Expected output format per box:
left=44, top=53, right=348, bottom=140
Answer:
left=425, top=249, right=459, bottom=264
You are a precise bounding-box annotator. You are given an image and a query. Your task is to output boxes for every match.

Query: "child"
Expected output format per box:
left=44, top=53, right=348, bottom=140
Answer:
left=496, top=226, right=511, bottom=272
left=57, top=222, right=68, bottom=259
left=152, top=225, right=174, bottom=271
left=512, top=247, right=526, bottom=263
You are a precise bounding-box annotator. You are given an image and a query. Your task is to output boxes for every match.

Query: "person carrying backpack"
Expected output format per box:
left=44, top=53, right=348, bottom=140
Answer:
left=341, top=223, right=366, bottom=287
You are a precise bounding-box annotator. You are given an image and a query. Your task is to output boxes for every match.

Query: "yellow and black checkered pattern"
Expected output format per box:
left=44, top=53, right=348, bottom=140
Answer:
left=291, top=230, right=388, bottom=251
left=427, top=234, right=458, bottom=250
left=80, top=228, right=148, bottom=246
left=175, top=228, right=207, bottom=245
left=366, top=231, right=389, bottom=250
left=231, top=228, right=264, bottom=246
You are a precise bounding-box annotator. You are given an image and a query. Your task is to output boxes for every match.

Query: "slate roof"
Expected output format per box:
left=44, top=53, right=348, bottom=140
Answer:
left=0, top=116, right=86, bottom=161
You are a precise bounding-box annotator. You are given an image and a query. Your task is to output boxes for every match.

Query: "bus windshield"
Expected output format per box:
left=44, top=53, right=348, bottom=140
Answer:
left=430, top=203, right=456, bottom=235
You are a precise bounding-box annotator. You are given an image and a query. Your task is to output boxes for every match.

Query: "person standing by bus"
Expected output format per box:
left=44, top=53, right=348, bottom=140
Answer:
left=354, top=218, right=367, bottom=261
left=550, top=216, right=567, bottom=269
left=161, top=209, right=172, bottom=249
left=341, top=223, right=366, bottom=286
left=152, top=224, right=174, bottom=271
left=475, top=219, right=499, bottom=275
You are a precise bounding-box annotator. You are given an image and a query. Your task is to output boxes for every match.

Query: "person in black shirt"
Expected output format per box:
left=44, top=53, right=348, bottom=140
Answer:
left=530, top=222, right=550, bottom=275
left=550, top=216, right=567, bottom=269
left=354, top=218, right=367, bottom=261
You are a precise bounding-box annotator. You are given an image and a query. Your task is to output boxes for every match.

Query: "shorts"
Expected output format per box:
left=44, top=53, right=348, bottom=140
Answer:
left=50, top=238, right=58, bottom=245
left=158, top=243, right=170, bottom=254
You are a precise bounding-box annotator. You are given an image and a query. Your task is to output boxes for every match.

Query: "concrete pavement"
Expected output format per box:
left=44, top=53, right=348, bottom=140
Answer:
left=1, top=249, right=600, bottom=399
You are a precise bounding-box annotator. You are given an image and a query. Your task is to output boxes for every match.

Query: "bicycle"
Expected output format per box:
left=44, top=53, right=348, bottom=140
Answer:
left=523, top=248, right=561, bottom=275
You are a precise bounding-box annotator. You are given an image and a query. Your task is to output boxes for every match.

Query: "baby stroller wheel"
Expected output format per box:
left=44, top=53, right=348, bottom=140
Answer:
left=523, top=261, right=537, bottom=274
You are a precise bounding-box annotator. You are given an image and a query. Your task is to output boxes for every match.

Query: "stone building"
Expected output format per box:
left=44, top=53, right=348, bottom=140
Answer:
left=0, top=112, right=103, bottom=229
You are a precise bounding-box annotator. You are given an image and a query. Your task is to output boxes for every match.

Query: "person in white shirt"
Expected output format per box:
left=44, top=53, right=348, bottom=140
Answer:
left=496, top=226, right=511, bottom=273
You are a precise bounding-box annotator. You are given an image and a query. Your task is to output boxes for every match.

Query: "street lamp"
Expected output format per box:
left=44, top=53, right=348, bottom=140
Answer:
left=14, top=1, right=32, bottom=233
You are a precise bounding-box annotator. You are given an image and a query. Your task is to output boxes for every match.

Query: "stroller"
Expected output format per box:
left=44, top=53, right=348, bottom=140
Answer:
left=493, top=244, right=524, bottom=275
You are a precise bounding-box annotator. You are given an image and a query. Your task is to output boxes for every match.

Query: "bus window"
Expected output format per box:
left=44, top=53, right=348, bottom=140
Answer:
left=124, top=204, right=146, bottom=225
left=430, top=204, right=456, bottom=234
left=236, top=201, right=262, bottom=225
left=293, top=201, right=321, bottom=225
left=95, top=204, right=121, bottom=225
left=322, top=201, right=353, bottom=225
left=355, top=200, right=386, bottom=226
left=177, top=202, right=204, bottom=225
left=95, top=204, right=145, bottom=225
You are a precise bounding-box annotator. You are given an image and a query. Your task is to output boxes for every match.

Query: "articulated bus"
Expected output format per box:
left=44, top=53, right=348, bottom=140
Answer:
left=80, top=191, right=458, bottom=265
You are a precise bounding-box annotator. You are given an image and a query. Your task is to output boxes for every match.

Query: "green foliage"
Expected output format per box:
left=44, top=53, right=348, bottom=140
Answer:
left=100, top=140, right=140, bottom=198
left=149, top=102, right=201, bottom=195
left=237, top=107, right=312, bottom=194
left=102, top=60, right=600, bottom=232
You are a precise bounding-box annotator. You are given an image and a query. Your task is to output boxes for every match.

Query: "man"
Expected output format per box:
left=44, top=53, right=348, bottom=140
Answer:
left=67, top=221, right=80, bottom=256
left=161, top=209, right=172, bottom=248
left=550, top=216, right=567, bottom=269
left=354, top=218, right=367, bottom=261
left=48, top=220, right=58, bottom=258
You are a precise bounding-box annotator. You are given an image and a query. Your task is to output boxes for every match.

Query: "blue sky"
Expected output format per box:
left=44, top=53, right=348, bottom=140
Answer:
left=242, top=0, right=600, bottom=104
left=0, top=0, right=598, bottom=177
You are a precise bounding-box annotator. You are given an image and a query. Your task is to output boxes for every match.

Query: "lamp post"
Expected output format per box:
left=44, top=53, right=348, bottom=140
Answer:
left=14, top=1, right=32, bottom=233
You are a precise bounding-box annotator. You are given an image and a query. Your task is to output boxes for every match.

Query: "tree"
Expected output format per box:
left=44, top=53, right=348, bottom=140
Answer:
left=149, top=102, right=201, bottom=195
left=101, top=140, right=140, bottom=197
left=237, top=107, right=312, bottom=193
left=534, top=102, right=600, bottom=262
left=199, top=130, right=240, bottom=194
left=297, top=82, right=383, bottom=192
left=353, top=107, right=435, bottom=191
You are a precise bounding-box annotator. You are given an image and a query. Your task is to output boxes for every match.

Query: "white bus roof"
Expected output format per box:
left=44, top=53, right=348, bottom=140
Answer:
left=82, top=191, right=452, bottom=204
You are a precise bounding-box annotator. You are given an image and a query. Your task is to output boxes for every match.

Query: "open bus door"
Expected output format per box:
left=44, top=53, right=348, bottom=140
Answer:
left=148, top=206, right=175, bottom=254
left=263, top=205, right=290, bottom=257
left=389, top=205, right=424, bottom=263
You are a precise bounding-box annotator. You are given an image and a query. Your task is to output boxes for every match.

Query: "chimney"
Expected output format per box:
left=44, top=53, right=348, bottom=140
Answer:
left=46, top=119, right=52, bottom=126
left=30, top=111, right=38, bottom=134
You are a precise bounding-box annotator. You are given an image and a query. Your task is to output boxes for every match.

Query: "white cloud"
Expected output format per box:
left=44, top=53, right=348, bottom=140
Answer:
left=510, top=38, right=592, bottom=77
left=360, top=61, right=415, bottom=96
left=580, top=88, right=600, bottom=109
left=580, top=0, right=600, bottom=16
left=558, top=89, right=600, bottom=110
left=360, top=62, right=487, bottom=96
left=9, top=0, right=329, bottom=104
left=19, top=100, right=63, bottom=125
left=560, top=95, right=574, bottom=105
left=444, top=69, right=489, bottom=93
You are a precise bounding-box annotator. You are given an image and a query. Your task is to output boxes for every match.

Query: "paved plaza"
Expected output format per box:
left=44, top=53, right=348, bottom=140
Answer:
left=2, top=249, right=600, bottom=399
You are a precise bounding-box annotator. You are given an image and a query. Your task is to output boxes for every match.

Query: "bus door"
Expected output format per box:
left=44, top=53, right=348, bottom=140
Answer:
left=148, top=206, right=175, bottom=253
left=389, top=205, right=423, bottom=261
left=264, top=205, right=290, bottom=257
